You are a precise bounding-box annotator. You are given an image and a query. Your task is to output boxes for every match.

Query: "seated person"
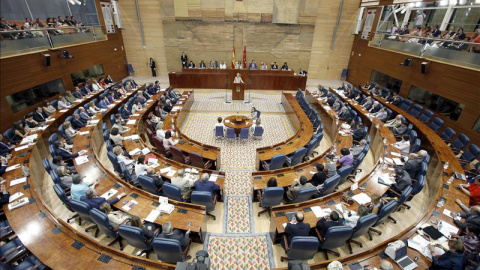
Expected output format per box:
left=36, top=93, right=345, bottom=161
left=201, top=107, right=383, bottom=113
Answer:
left=215, top=117, right=226, bottom=133
left=71, top=114, right=86, bottom=129
left=63, top=121, right=77, bottom=142
left=362, top=97, right=373, bottom=109
left=0, top=156, right=9, bottom=177
left=282, top=212, right=310, bottom=250
left=12, top=121, right=30, bottom=141
left=316, top=211, right=344, bottom=238
left=194, top=173, right=220, bottom=196
left=332, top=100, right=341, bottom=111
left=71, top=175, right=97, bottom=201
left=250, top=107, right=260, bottom=121
left=385, top=168, right=412, bottom=197
left=0, top=183, right=10, bottom=207
left=385, top=115, right=404, bottom=128
left=65, top=91, right=76, bottom=103
left=391, top=96, right=402, bottom=106
left=121, top=104, right=132, bottom=119
left=43, top=100, right=57, bottom=115
left=88, top=101, right=100, bottom=115
left=369, top=101, right=381, bottom=113
left=351, top=139, right=367, bottom=158
left=158, top=221, right=190, bottom=248
left=402, top=153, right=421, bottom=178
left=99, top=202, right=129, bottom=227
left=455, top=224, right=480, bottom=262
left=456, top=176, right=480, bottom=206
left=55, top=166, right=79, bottom=189
left=393, top=123, right=408, bottom=136
left=58, top=96, right=72, bottom=109
left=163, top=131, right=176, bottom=152
left=129, top=215, right=157, bottom=242
left=134, top=155, right=148, bottom=177
left=33, top=107, right=48, bottom=123
left=78, top=107, right=92, bottom=123
left=338, top=107, right=352, bottom=122
left=338, top=148, right=354, bottom=167
left=281, top=62, right=289, bottom=70
left=113, top=114, right=130, bottom=134
left=54, top=140, right=80, bottom=165
left=50, top=155, right=76, bottom=173
left=0, top=134, right=13, bottom=157
left=80, top=188, right=126, bottom=209
left=171, top=169, right=194, bottom=199
left=250, top=118, right=262, bottom=133
left=344, top=204, right=369, bottom=227
left=146, top=167, right=165, bottom=189
left=286, top=176, right=314, bottom=201
left=352, top=125, right=367, bottom=142
left=156, top=122, right=166, bottom=140
left=393, top=135, right=411, bottom=156
left=113, top=146, right=134, bottom=172
left=325, top=154, right=337, bottom=177
left=373, top=107, right=388, bottom=122
left=428, top=240, right=466, bottom=270
left=24, top=113, right=39, bottom=128
left=109, top=127, right=124, bottom=147
left=163, top=100, right=173, bottom=113
left=131, top=100, right=142, bottom=114
left=148, top=112, right=161, bottom=129
left=311, top=163, right=327, bottom=187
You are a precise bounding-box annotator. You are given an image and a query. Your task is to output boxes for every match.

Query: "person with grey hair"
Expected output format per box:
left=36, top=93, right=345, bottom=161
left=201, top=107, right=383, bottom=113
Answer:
left=71, top=113, right=86, bottom=129
left=379, top=260, right=393, bottom=270
left=327, top=261, right=344, bottom=270
left=158, top=221, right=190, bottom=248
left=113, top=114, right=130, bottom=134
left=402, top=153, right=421, bottom=178
left=417, top=150, right=428, bottom=162
left=70, top=174, right=98, bottom=200
left=351, top=139, right=367, bottom=158
left=80, top=188, right=126, bottom=209
left=170, top=169, right=194, bottom=199
left=194, top=173, right=220, bottom=196
left=56, top=166, right=78, bottom=189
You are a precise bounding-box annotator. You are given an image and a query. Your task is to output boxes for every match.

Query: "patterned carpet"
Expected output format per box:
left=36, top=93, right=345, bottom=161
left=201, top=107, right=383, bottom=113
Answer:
left=205, top=234, right=274, bottom=270
left=224, top=196, right=253, bottom=234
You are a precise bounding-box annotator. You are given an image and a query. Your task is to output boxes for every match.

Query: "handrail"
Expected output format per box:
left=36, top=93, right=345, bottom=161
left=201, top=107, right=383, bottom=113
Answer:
left=375, top=32, right=479, bottom=46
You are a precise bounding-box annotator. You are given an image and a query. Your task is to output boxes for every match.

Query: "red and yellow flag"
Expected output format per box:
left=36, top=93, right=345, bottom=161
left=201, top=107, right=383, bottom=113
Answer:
left=232, top=46, right=236, bottom=69
left=243, top=45, right=246, bottom=69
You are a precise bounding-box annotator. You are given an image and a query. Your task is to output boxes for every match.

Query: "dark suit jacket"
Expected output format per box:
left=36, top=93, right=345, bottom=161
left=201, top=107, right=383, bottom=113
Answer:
left=107, top=95, right=115, bottom=103
left=339, top=111, right=352, bottom=122
left=285, top=222, right=311, bottom=245
left=33, top=112, right=46, bottom=122
left=271, top=64, right=278, bottom=70
left=121, top=109, right=132, bottom=119
left=147, top=174, right=164, bottom=188
left=158, top=230, right=190, bottom=248
left=194, top=181, right=220, bottom=196
left=0, top=142, right=12, bottom=156
left=369, top=104, right=381, bottom=113
left=403, top=159, right=420, bottom=178
left=98, top=101, right=108, bottom=109
left=80, top=112, right=91, bottom=121
left=316, top=217, right=344, bottom=238
left=311, top=171, right=327, bottom=186
left=431, top=251, right=466, bottom=270
left=72, top=118, right=86, bottom=129
left=55, top=148, right=79, bottom=160
left=0, top=192, right=10, bottom=206
left=392, top=173, right=412, bottom=193
left=353, top=128, right=366, bottom=141
left=0, top=164, right=6, bottom=177
left=80, top=195, right=120, bottom=209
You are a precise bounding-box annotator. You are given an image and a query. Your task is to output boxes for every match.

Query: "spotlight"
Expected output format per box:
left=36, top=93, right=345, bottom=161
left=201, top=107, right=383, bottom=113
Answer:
left=60, top=50, right=74, bottom=59
left=400, top=58, right=412, bottom=66
left=421, top=61, right=430, bottom=74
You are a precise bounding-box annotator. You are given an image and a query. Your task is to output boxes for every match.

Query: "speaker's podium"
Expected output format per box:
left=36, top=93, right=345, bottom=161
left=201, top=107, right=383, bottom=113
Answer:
left=232, top=83, right=245, bottom=100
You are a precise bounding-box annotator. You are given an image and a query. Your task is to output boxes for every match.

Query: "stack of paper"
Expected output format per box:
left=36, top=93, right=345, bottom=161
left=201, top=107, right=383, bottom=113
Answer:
left=14, top=145, right=29, bottom=152
left=100, top=188, right=118, bottom=200
left=166, top=170, right=176, bottom=177
left=8, top=197, right=29, bottom=211
left=126, top=119, right=137, bottom=125
left=145, top=210, right=161, bottom=223
left=157, top=203, right=174, bottom=214
left=209, top=174, right=219, bottom=182
left=5, top=164, right=21, bottom=172
left=122, top=200, right=138, bottom=211
left=390, top=152, right=402, bottom=157
left=46, top=118, right=56, bottom=122
left=90, top=119, right=100, bottom=124
left=141, top=148, right=151, bottom=155
left=171, top=106, right=181, bottom=112
left=129, top=134, right=140, bottom=140
left=438, top=221, right=459, bottom=237
left=79, top=131, right=90, bottom=136
left=75, top=155, right=89, bottom=165
left=59, top=109, right=69, bottom=112
left=129, top=148, right=142, bottom=156
left=159, top=167, right=171, bottom=174
left=10, top=177, right=27, bottom=186
left=351, top=193, right=372, bottom=204
left=311, top=206, right=332, bottom=218
left=131, top=114, right=140, bottom=117
left=392, top=158, right=404, bottom=165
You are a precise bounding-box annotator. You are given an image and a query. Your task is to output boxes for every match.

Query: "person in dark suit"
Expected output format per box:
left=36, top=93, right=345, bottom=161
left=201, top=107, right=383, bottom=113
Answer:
left=33, top=107, right=47, bottom=123
left=121, top=104, right=132, bottom=119
left=80, top=188, right=126, bottom=209
left=249, top=60, right=258, bottom=70
left=194, top=173, right=220, bottom=196
left=188, top=61, right=196, bottom=69
left=0, top=134, right=13, bottom=157
left=311, top=163, right=327, bottom=187
left=402, top=153, right=421, bottom=178
left=24, top=114, right=39, bottom=128
left=106, top=92, right=115, bottom=103
left=146, top=167, right=166, bottom=189
left=428, top=240, right=466, bottom=270
left=158, top=221, right=190, bottom=248
left=316, top=211, right=344, bottom=238
left=0, top=156, right=8, bottom=177
left=281, top=62, right=289, bottom=70
left=199, top=60, right=206, bottom=69
left=72, top=87, right=85, bottom=98
left=353, top=126, right=367, bottom=141
left=0, top=183, right=10, bottom=207
left=338, top=107, right=352, bottom=122
left=78, top=108, right=91, bottom=124
left=299, top=68, right=307, bottom=76
left=71, top=114, right=86, bottom=129
left=369, top=101, right=382, bottom=113
left=271, top=62, right=278, bottom=70
left=181, top=52, right=188, bottom=68
left=54, top=140, right=79, bottom=164
left=282, top=212, right=311, bottom=250
left=386, top=168, right=412, bottom=197
left=326, top=95, right=336, bottom=107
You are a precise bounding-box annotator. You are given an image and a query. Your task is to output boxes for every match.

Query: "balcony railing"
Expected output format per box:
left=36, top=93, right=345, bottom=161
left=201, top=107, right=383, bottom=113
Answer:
left=369, top=33, right=480, bottom=70
left=0, top=26, right=106, bottom=59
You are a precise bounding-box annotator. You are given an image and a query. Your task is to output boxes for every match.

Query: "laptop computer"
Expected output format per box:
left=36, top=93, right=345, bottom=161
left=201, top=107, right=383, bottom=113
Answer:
left=394, top=245, right=417, bottom=270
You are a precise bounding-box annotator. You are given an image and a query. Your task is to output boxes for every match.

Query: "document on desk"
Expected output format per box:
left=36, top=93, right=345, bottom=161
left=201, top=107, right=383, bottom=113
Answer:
left=79, top=131, right=90, bottom=136
left=100, top=188, right=118, bottom=200
left=10, top=177, right=27, bottom=186
left=438, top=220, right=459, bottom=237
left=129, top=134, right=140, bottom=140
left=145, top=210, right=161, bottom=223
left=75, top=155, right=89, bottom=165
left=8, top=197, right=29, bottom=211
left=46, top=118, right=56, bottom=122
left=9, top=192, right=24, bottom=203
left=129, top=148, right=142, bottom=156
left=384, top=157, right=395, bottom=165
left=352, top=193, right=372, bottom=204
left=209, top=173, right=219, bottom=182
left=122, top=200, right=138, bottom=212
left=141, top=148, right=151, bottom=155
left=390, top=152, right=402, bottom=157
left=131, top=114, right=140, bottom=117
left=14, top=145, right=29, bottom=152
left=59, top=109, right=69, bottom=112
left=159, top=167, right=171, bottom=174
left=90, top=119, right=100, bottom=124
left=166, top=170, right=177, bottom=177
left=408, top=235, right=433, bottom=259
left=393, top=158, right=404, bottom=165
left=126, top=119, right=137, bottom=125
left=5, top=164, right=21, bottom=172
left=311, top=206, right=326, bottom=218
left=378, top=176, right=394, bottom=186
left=78, top=149, right=88, bottom=155
left=171, top=106, right=181, bottom=112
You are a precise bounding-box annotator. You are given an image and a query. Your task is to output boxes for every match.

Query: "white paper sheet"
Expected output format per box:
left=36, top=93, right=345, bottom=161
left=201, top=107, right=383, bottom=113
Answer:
left=166, top=170, right=176, bottom=177
left=10, top=177, right=27, bottom=186
left=75, top=155, right=89, bottom=165
left=145, top=210, right=161, bottom=223
left=14, top=145, right=29, bottom=152
left=126, top=120, right=137, bottom=125
left=100, top=188, right=118, bottom=200
left=209, top=174, right=219, bottom=182
left=5, top=164, right=21, bottom=172
left=9, top=192, right=24, bottom=203
left=352, top=193, right=372, bottom=204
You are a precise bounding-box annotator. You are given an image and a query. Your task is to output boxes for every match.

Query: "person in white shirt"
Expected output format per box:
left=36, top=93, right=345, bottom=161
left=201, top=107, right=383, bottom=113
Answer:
left=215, top=117, right=226, bottom=133
left=170, top=169, right=194, bottom=198
left=131, top=100, right=142, bottom=114
left=414, top=11, right=426, bottom=28
left=156, top=122, right=166, bottom=140
left=63, top=121, right=77, bottom=141
left=134, top=155, right=148, bottom=177
left=58, top=97, right=72, bottom=109
left=235, top=61, right=243, bottom=69
left=385, top=115, right=404, bottom=128
left=219, top=62, right=227, bottom=69
left=113, top=114, right=130, bottom=134
left=260, top=62, right=268, bottom=70
left=88, top=101, right=100, bottom=115
left=343, top=204, right=369, bottom=227
left=109, top=128, right=125, bottom=146
left=250, top=118, right=262, bottom=133
left=113, top=146, right=133, bottom=172
left=99, top=202, right=129, bottom=227
left=394, top=135, right=411, bottom=156
left=233, top=73, right=244, bottom=84
left=163, top=131, right=177, bottom=151
left=373, top=107, right=388, bottom=122
left=250, top=107, right=259, bottom=121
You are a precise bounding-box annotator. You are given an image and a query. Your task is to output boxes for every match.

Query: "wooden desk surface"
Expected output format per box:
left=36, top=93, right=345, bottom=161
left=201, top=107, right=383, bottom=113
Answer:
left=271, top=88, right=469, bottom=269
left=224, top=115, right=254, bottom=130
left=162, top=91, right=221, bottom=164
left=2, top=84, right=183, bottom=269
left=256, top=93, right=314, bottom=165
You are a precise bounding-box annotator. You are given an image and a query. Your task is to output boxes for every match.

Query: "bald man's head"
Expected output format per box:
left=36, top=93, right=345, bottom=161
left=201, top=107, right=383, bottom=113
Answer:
left=296, top=212, right=304, bottom=222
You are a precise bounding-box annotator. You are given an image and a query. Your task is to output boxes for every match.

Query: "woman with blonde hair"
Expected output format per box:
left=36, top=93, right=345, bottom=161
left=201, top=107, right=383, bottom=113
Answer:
left=99, top=202, right=129, bottom=227
left=65, top=91, right=76, bottom=103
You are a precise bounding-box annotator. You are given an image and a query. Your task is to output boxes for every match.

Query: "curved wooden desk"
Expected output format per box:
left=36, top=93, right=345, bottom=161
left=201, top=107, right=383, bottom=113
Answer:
left=162, top=91, right=221, bottom=169
left=224, top=115, right=253, bottom=135
left=271, top=88, right=469, bottom=269
left=255, top=93, right=314, bottom=170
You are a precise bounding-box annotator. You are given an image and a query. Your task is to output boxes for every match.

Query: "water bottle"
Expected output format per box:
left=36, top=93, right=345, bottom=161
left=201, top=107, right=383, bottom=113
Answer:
left=444, top=161, right=449, bottom=170
left=447, top=176, right=454, bottom=184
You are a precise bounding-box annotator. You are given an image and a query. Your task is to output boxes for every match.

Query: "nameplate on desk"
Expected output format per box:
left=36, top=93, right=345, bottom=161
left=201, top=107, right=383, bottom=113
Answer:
left=178, top=140, right=186, bottom=145
left=97, top=254, right=112, bottom=264
left=275, top=212, right=285, bottom=217
left=258, top=151, right=265, bottom=154
left=276, top=174, right=284, bottom=177
left=71, top=240, right=84, bottom=250
left=254, top=176, right=262, bottom=180
left=275, top=147, right=281, bottom=150
left=303, top=207, right=311, bottom=212
left=177, top=208, right=188, bottom=214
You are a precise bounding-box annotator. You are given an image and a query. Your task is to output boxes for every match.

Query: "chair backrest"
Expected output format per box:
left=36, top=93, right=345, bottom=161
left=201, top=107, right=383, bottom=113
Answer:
left=189, top=152, right=206, bottom=168
left=53, top=184, right=73, bottom=212
left=409, top=130, right=417, bottom=143
left=163, top=183, right=183, bottom=201
left=105, top=140, right=113, bottom=152
left=110, top=114, right=116, bottom=125
left=239, top=128, right=249, bottom=139
left=69, top=199, right=94, bottom=223
left=3, top=128, right=17, bottom=143
left=215, top=126, right=224, bottom=137
left=400, top=99, right=413, bottom=111
left=286, top=237, right=319, bottom=261
left=107, top=152, right=121, bottom=172
left=409, top=138, right=421, bottom=153
left=138, top=175, right=160, bottom=195
left=451, top=133, right=469, bottom=150
left=260, top=187, right=284, bottom=208
left=120, top=161, right=135, bottom=181
left=152, top=238, right=185, bottom=264
left=50, top=170, right=61, bottom=186
left=103, top=130, right=110, bottom=142
left=51, top=100, right=58, bottom=109
left=318, top=174, right=341, bottom=197
left=153, top=136, right=167, bottom=155
left=146, top=128, right=154, bottom=143
left=226, top=128, right=235, bottom=139
left=90, top=208, right=117, bottom=238
left=191, top=191, right=215, bottom=211
left=415, top=162, right=428, bottom=179
left=102, top=123, right=108, bottom=132
left=48, top=133, right=59, bottom=146
left=291, top=187, right=317, bottom=203
left=429, top=117, right=444, bottom=132
left=396, top=186, right=413, bottom=207
left=461, top=144, right=480, bottom=163
left=418, top=109, right=433, bottom=123
left=410, top=175, right=425, bottom=197
left=253, top=126, right=264, bottom=138
left=170, top=146, right=186, bottom=164
left=58, top=125, right=68, bottom=139
left=65, top=116, right=73, bottom=124
left=337, top=165, right=354, bottom=186
left=118, top=225, right=151, bottom=251
left=373, top=200, right=398, bottom=227
left=319, top=226, right=353, bottom=250
left=351, top=213, right=378, bottom=239
left=409, top=104, right=422, bottom=117
left=440, top=127, right=456, bottom=141
left=43, top=158, right=52, bottom=174
left=289, top=147, right=307, bottom=166
left=268, top=154, right=286, bottom=170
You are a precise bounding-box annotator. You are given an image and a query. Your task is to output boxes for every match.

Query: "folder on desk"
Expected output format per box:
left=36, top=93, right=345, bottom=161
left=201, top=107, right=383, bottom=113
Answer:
left=378, top=177, right=394, bottom=187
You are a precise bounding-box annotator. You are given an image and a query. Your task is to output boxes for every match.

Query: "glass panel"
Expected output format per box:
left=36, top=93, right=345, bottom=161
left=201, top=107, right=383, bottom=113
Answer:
left=472, top=117, right=480, bottom=133
left=407, top=85, right=464, bottom=121
left=369, top=70, right=403, bottom=93
left=6, top=78, right=65, bottom=113
left=449, top=7, right=480, bottom=32
left=0, top=30, right=51, bottom=57
left=70, top=64, right=105, bottom=85
left=49, top=27, right=95, bottom=47
left=0, top=0, right=31, bottom=21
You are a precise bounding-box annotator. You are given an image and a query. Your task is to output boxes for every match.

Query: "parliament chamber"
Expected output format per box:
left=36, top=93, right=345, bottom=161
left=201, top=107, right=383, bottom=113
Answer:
left=0, top=0, right=479, bottom=270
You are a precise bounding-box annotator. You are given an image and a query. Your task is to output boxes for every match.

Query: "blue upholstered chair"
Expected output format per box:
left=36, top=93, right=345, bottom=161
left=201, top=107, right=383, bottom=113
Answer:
left=428, top=117, right=444, bottom=132
left=418, top=109, right=433, bottom=123
left=369, top=200, right=398, bottom=237
left=257, top=187, right=284, bottom=217
left=317, top=175, right=341, bottom=197
left=285, top=147, right=307, bottom=167
left=191, top=191, right=217, bottom=220
left=280, top=236, right=319, bottom=262
left=152, top=238, right=188, bottom=264
left=440, top=127, right=456, bottom=142
left=337, top=165, right=354, bottom=187
left=252, top=126, right=264, bottom=139
left=450, top=133, right=470, bottom=154
left=118, top=225, right=154, bottom=258
left=162, top=183, right=183, bottom=202
left=53, top=184, right=78, bottom=224
left=348, top=213, right=378, bottom=254
left=138, top=175, right=161, bottom=195
left=459, top=144, right=479, bottom=166
left=316, top=226, right=353, bottom=259
left=215, top=126, right=224, bottom=139
left=89, top=208, right=124, bottom=250
left=290, top=187, right=317, bottom=203
left=262, top=154, right=286, bottom=170
left=69, top=200, right=98, bottom=233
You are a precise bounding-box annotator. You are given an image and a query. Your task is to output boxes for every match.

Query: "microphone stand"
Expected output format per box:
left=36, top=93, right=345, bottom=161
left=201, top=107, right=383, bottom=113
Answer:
left=244, top=78, right=252, bottom=104
left=224, top=78, right=231, bottom=104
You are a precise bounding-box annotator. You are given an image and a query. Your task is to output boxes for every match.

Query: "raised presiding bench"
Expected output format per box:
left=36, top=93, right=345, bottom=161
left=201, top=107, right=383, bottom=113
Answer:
left=168, top=69, right=307, bottom=90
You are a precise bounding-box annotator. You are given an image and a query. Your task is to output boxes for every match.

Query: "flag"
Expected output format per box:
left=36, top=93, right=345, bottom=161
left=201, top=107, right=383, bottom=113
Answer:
left=243, top=45, right=246, bottom=69
left=232, top=46, right=236, bottom=69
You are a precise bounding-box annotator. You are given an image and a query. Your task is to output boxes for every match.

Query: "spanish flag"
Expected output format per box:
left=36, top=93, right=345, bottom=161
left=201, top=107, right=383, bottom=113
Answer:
left=243, top=45, right=246, bottom=69
left=232, top=46, right=236, bottom=69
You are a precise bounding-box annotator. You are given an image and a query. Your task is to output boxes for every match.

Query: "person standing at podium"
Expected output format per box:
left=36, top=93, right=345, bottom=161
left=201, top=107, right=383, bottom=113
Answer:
left=180, top=52, right=188, bottom=68
left=233, top=73, right=244, bottom=84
